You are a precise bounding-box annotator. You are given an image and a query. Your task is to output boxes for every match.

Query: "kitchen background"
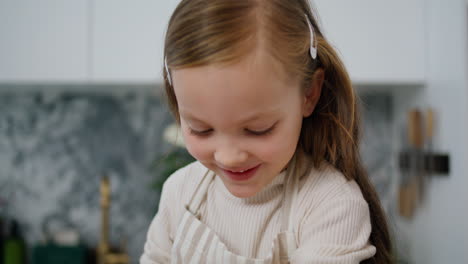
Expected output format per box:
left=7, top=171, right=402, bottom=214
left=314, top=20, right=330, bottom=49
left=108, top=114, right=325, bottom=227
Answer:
left=0, top=0, right=467, bottom=264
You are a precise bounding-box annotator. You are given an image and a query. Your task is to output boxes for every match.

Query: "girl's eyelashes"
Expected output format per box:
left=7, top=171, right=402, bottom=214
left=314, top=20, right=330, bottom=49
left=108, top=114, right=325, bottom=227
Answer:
left=188, top=124, right=276, bottom=137
left=188, top=128, right=213, bottom=137
left=247, top=122, right=278, bottom=136
left=246, top=125, right=276, bottom=136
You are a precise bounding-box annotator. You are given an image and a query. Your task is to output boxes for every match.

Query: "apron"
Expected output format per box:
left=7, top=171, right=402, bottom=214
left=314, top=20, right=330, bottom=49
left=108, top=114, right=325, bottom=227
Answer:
left=170, top=156, right=301, bottom=264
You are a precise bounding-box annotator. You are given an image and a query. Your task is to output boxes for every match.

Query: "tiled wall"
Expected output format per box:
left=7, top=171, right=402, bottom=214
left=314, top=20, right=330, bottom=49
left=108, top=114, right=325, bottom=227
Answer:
left=0, top=89, right=394, bottom=263
left=0, top=89, right=175, bottom=262
left=360, top=93, right=395, bottom=212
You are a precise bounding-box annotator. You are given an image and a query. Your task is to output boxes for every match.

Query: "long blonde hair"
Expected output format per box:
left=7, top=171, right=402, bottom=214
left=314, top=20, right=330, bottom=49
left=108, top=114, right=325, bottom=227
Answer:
left=163, top=0, right=393, bottom=263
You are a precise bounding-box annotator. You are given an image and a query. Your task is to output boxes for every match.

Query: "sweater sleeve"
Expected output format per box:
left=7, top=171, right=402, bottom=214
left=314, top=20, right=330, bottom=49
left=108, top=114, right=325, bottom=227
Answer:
left=139, top=175, right=177, bottom=263
left=140, top=162, right=203, bottom=264
left=290, top=197, right=376, bottom=264
left=140, top=166, right=189, bottom=264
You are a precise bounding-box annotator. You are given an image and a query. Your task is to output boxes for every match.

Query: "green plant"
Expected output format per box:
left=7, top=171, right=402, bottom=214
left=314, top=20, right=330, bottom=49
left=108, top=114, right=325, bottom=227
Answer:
left=150, top=147, right=195, bottom=192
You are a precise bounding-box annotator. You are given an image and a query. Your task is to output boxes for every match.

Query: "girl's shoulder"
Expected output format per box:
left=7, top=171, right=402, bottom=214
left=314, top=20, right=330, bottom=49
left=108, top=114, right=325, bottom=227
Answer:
left=292, top=162, right=376, bottom=260
left=162, top=160, right=208, bottom=202
left=296, top=161, right=367, bottom=209
left=163, top=160, right=208, bottom=186
left=157, top=161, right=209, bottom=234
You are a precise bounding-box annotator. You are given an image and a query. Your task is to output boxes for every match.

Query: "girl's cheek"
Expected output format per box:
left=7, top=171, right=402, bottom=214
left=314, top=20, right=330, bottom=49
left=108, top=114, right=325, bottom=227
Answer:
left=184, top=135, right=213, bottom=161
left=256, top=139, right=288, bottom=160
left=251, top=132, right=298, bottom=164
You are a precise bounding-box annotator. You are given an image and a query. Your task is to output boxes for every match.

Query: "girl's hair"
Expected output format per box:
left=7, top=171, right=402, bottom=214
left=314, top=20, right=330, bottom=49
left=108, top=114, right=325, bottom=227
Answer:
left=163, top=0, right=393, bottom=263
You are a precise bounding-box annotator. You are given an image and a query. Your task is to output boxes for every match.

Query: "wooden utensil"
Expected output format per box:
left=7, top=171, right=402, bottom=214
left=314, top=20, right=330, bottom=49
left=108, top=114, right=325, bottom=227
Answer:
left=398, top=109, right=424, bottom=219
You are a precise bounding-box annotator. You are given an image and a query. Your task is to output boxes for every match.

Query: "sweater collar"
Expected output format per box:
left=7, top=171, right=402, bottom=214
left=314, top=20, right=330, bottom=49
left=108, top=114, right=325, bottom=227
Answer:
left=214, top=167, right=288, bottom=204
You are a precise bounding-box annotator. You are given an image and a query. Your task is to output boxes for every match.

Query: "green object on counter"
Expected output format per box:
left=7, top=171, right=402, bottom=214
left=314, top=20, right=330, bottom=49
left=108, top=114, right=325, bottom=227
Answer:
left=0, top=217, right=4, bottom=264
left=4, top=239, right=25, bottom=264
left=32, top=244, right=87, bottom=264
left=3, top=220, right=25, bottom=264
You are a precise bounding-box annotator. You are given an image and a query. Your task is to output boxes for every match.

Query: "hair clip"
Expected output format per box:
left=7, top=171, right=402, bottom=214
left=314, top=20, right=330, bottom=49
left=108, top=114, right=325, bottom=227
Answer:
left=165, top=57, right=173, bottom=86
left=305, top=15, right=317, bottom=60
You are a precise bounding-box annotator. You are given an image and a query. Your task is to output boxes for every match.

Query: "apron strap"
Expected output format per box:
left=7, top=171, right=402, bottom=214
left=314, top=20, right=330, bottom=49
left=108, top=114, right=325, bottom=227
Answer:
left=280, top=153, right=298, bottom=232
left=281, top=149, right=309, bottom=233
left=185, top=168, right=214, bottom=217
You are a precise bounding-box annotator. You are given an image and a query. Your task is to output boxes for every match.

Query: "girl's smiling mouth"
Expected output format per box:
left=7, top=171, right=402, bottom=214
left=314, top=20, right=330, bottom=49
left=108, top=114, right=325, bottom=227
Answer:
left=220, top=164, right=262, bottom=181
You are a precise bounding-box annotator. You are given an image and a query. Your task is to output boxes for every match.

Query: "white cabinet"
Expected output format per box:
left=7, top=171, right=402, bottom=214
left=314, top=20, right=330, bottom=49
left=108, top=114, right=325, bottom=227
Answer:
left=0, top=1, right=425, bottom=85
left=91, top=0, right=179, bottom=83
left=313, top=0, right=426, bottom=84
left=0, top=0, right=88, bottom=83
left=93, top=0, right=426, bottom=85
left=0, top=0, right=178, bottom=84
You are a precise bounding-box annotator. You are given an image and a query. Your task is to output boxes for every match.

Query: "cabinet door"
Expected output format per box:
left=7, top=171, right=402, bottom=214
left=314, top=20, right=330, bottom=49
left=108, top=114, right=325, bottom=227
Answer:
left=314, top=0, right=425, bottom=84
left=92, top=0, right=179, bottom=83
left=0, top=0, right=88, bottom=83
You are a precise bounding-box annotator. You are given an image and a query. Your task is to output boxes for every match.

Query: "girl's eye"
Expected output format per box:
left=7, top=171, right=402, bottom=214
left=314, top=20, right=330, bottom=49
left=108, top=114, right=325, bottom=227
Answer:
left=188, top=124, right=276, bottom=137
left=247, top=125, right=275, bottom=136
left=189, top=128, right=213, bottom=137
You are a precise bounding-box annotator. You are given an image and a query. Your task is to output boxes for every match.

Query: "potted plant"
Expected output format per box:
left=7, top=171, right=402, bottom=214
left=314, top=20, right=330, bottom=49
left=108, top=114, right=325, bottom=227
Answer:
left=151, top=123, right=195, bottom=192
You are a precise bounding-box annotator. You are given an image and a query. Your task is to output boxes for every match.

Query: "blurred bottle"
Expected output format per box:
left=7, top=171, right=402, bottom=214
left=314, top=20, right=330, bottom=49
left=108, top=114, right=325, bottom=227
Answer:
left=3, top=220, right=25, bottom=264
left=1, top=216, right=4, bottom=264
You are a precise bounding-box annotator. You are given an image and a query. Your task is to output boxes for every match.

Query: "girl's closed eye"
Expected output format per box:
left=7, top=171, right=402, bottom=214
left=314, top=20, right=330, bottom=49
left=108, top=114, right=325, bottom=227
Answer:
left=188, top=123, right=277, bottom=137
left=246, top=123, right=277, bottom=136
left=188, top=127, right=213, bottom=137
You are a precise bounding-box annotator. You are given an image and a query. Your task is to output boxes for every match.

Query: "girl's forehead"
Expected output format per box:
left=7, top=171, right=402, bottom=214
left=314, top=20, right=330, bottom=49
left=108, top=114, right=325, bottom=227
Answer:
left=173, top=49, right=293, bottom=89
left=172, top=53, right=301, bottom=124
left=174, top=61, right=293, bottom=99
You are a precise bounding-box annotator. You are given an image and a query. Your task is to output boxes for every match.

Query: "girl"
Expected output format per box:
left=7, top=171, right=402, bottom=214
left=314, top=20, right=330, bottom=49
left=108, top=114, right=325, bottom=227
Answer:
left=141, top=0, right=392, bottom=263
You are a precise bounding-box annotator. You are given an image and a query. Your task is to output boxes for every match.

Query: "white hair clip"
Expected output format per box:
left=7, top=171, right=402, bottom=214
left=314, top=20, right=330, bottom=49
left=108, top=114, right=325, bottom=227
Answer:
left=305, top=15, right=318, bottom=60
left=165, top=57, right=173, bottom=86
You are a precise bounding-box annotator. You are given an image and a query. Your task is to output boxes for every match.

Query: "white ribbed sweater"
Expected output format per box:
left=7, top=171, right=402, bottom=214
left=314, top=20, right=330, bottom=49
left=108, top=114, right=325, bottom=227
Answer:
left=141, top=160, right=376, bottom=263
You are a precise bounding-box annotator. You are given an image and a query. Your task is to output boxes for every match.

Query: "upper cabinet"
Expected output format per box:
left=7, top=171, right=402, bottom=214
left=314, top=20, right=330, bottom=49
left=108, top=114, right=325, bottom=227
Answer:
left=91, top=0, right=179, bottom=83
left=314, top=0, right=426, bottom=85
left=0, top=0, right=425, bottom=85
left=0, top=0, right=178, bottom=84
left=0, top=0, right=88, bottom=83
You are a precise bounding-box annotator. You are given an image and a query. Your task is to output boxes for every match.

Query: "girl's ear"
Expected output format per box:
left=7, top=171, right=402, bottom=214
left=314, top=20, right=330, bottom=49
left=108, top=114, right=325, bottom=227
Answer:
left=302, top=68, right=324, bottom=117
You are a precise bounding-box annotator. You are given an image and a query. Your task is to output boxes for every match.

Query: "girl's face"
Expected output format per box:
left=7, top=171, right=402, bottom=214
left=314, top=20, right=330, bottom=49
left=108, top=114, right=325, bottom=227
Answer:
left=172, top=51, right=318, bottom=198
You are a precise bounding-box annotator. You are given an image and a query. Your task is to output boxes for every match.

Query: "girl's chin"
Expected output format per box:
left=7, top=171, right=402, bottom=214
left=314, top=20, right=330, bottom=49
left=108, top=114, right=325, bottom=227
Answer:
left=225, top=185, right=260, bottom=198
left=219, top=176, right=265, bottom=198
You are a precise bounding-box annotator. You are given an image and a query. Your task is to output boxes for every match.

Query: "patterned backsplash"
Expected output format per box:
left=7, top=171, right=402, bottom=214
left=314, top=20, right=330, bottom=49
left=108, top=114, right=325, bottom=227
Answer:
left=0, top=88, right=394, bottom=263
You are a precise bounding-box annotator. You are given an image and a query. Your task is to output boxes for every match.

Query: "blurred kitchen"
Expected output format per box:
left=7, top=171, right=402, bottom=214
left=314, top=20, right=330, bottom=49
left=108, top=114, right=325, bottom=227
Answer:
left=0, top=0, right=467, bottom=263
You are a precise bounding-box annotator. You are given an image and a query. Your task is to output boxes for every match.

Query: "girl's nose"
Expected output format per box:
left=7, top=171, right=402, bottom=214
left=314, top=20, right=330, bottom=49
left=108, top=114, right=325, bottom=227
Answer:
left=214, top=147, right=248, bottom=168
